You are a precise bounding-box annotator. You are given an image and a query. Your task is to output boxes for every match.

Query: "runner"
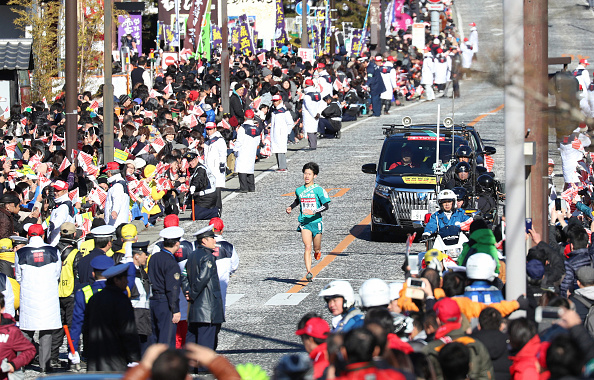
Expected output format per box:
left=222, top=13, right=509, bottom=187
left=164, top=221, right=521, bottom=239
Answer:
left=285, top=162, right=331, bottom=281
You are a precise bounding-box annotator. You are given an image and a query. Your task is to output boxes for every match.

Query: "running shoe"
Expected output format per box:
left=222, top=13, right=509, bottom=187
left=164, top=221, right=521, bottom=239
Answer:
left=306, top=272, right=313, bottom=282
left=314, top=251, right=321, bottom=260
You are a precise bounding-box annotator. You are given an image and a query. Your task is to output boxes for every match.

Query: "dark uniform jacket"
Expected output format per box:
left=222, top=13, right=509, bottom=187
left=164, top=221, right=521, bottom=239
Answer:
left=229, top=93, right=245, bottom=125
left=189, top=164, right=218, bottom=209
left=77, top=248, right=107, bottom=287
left=85, top=283, right=141, bottom=372
left=182, top=245, right=225, bottom=324
left=147, top=249, right=181, bottom=314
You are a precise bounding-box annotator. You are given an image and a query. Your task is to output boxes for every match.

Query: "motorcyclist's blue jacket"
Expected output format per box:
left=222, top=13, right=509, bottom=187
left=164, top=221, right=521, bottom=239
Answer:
left=424, top=208, right=470, bottom=236
left=464, top=280, right=504, bottom=304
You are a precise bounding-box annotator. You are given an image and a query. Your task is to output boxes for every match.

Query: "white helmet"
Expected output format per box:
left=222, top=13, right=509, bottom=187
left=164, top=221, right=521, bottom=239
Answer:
left=388, top=282, right=404, bottom=301
left=437, top=189, right=457, bottom=204
left=359, top=278, right=390, bottom=308
left=318, top=280, right=355, bottom=309
left=465, top=253, right=497, bottom=282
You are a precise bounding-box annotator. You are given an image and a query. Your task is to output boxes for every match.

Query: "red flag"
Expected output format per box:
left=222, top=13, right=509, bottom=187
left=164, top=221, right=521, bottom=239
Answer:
left=4, top=143, right=16, bottom=159
left=163, top=84, right=173, bottom=95
left=89, top=100, right=99, bottom=110
left=78, top=151, right=94, bottom=169
left=144, top=110, right=154, bottom=118
left=333, top=78, right=343, bottom=92
left=191, top=105, right=204, bottom=116
left=149, top=89, right=161, bottom=98
left=484, top=155, right=494, bottom=172
left=251, top=97, right=262, bottom=110
left=58, top=157, right=71, bottom=172
left=138, top=180, right=151, bottom=196
left=572, top=137, right=585, bottom=152
left=190, top=114, right=198, bottom=128
left=68, top=188, right=79, bottom=203
left=151, top=137, right=166, bottom=153
left=20, top=117, right=27, bottom=127
left=257, top=52, right=266, bottom=63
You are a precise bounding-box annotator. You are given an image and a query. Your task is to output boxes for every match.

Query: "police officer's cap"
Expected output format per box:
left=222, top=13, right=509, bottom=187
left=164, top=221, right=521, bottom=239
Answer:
left=193, top=225, right=215, bottom=240
left=159, top=226, right=184, bottom=240
left=9, top=235, right=27, bottom=245
left=102, top=263, right=128, bottom=279
left=132, top=240, right=150, bottom=254
left=323, top=94, right=332, bottom=102
left=91, top=255, right=114, bottom=271
left=183, top=152, right=198, bottom=161
left=90, top=225, right=116, bottom=238
left=455, top=162, right=471, bottom=174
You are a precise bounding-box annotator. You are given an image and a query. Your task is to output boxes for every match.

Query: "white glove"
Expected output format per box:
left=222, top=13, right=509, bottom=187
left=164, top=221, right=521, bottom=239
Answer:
left=1, top=358, right=10, bottom=372
left=68, top=351, right=80, bottom=364
left=190, top=186, right=196, bottom=194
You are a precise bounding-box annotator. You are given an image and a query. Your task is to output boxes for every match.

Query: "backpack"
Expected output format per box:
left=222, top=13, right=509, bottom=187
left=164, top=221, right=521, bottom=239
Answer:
left=58, top=246, right=79, bottom=297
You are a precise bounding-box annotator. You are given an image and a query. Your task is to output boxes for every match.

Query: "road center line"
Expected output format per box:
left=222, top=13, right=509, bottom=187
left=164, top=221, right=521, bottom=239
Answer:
left=467, top=104, right=504, bottom=126
left=287, top=213, right=372, bottom=293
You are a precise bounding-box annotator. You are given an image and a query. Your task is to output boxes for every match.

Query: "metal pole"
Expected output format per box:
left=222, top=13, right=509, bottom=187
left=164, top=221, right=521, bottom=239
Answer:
left=175, top=0, right=181, bottom=60
left=65, top=0, right=77, bottom=158
left=525, top=0, right=548, bottom=242
left=103, top=0, right=114, bottom=163
left=221, top=0, right=230, bottom=112
left=379, top=0, right=386, bottom=54
left=504, top=0, right=526, bottom=304
left=302, top=1, right=308, bottom=48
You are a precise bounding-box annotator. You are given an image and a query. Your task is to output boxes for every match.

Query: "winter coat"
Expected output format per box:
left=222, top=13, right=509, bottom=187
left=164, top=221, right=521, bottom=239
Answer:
left=105, top=174, right=130, bottom=227
left=302, top=87, right=322, bottom=134
left=85, top=283, right=141, bottom=372
left=204, top=131, right=227, bottom=188
left=424, top=208, right=470, bottom=236
left=380, top=63, right=397, bottom=100
left=234, top=120, right=261, bottom=174
left=560, top=247, right=593, bottom=297
left=469, top=28, right=479, bottom=53
left=569, top=285, right=594, bottom=324
left=457, top=228, right=501, bottom=273
left=182, top=245, right=225, bottom=324
left=270, top=104, right=293, bottom=154
left=15, top=236, right=62, bottom=331
left=509, top=335, right=540, bottom=380
left=527, top=241, right=566, bottom=291
left=461, top=43, right=474, bottom=69
left=434, top=55, right=451, bottom=85
left=423, top=324, right=494, bottom=380
left=421, top=56, right=435, bottom=86
left=229, top=93, right=245, bottom=125
left=0, top=314, right=35, bottom=378
left=471, top=329, right=512, bottom=380
left=0, top=208, right=13, bottom=240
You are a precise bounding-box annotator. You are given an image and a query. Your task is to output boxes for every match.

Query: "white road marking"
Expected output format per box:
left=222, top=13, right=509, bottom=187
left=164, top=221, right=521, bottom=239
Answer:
left=264, top=293, right=310, bottom=306
left=225, top=294, right=244, bottom=307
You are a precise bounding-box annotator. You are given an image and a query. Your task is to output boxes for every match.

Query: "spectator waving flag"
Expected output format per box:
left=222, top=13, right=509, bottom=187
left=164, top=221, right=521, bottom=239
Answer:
left=69, top=188, right=79, bottom=203
left=257, top=52, right=266, bottom=63
left=89, top=100, right=99, bottom=111
left=333, top=79, right=343, bottom=92
left=78, top=151, right=94, bottom=170
left=560, top=186, right=579, bottom=204
left=572, top=137, right=586, bottom=153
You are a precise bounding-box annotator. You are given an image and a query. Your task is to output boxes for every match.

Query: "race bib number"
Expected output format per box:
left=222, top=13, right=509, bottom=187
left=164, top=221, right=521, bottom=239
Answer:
left=301, top=197, right=317, bottom=211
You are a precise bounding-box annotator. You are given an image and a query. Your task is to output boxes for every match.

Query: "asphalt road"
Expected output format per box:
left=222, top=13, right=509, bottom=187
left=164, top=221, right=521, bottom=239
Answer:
left=26, top=0, right=594, bottom=378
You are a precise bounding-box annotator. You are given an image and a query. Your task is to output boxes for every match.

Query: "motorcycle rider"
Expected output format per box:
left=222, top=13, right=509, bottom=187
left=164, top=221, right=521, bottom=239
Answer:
left=423, top=189, right=472, bottom=239
left=463, top=253, right=503, bottom=304
left=442, top=146, right=472, bottom=184
left=318, top=280, right=364, bottom=333
left=444, top=162, right=475, bottom=192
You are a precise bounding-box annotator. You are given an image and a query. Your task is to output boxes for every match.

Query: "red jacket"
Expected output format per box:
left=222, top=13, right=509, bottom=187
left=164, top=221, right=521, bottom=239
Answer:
left=0, top=314, right=35, bottom=379
left=335, top=362, right=406, bottom=380
left=510, top=335, right=541, bottom=380
left=310, top=342, right=329, bottom=379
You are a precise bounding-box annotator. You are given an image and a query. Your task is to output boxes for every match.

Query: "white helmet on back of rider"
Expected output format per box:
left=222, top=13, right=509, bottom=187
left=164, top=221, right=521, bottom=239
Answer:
left=359, top=278, right=390, bottom=309
left=465, top=253, right=497, bottom=282
left=319, top=280, right=356, bottom=309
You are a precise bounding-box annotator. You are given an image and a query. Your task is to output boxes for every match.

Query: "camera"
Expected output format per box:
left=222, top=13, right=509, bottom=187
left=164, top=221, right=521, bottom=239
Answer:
left=405, top=277, right=425, bottom=300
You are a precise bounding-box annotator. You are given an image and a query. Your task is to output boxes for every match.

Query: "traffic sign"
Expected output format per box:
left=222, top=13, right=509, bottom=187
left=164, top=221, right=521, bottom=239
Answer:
left=427, top=3, right=444, bottom=11
left=296, top=1, right=310, bottom=16
left=162, top=53, right=177, bottom=69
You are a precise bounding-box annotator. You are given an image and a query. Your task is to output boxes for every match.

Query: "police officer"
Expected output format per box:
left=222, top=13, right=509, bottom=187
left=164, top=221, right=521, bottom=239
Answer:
left=129, top=247, right=151, bottom=354
left=367, top=56, right=386, bottom=117
left=147, top=226, right=183, bottom=347
left=77, top=225, right=115, bottom=287
left=302, top=78, right=321, bottom=150
left=69, top=255, right=114, bottom=366
left=85, top=263, right=141, bottom=371
left=48, top=180, right=75, bottom=246
left=185, top=152, right=219, bottom=220
left=444, top=161, right=475, bottom=192
left=234, top=109, right=262, bottom=193
left=442, top=145, right=473, bottom=185
left=319, top=94, right=343, bottom=138
left=183, top=225, right=225, bottom=353
left=105, top=162, right=130, bottom=227
left=204, top=122, right=227, bottom=210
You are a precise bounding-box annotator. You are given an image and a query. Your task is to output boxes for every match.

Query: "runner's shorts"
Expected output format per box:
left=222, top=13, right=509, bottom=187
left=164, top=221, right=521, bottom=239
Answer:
left=298, top=220, right=323, bottom=237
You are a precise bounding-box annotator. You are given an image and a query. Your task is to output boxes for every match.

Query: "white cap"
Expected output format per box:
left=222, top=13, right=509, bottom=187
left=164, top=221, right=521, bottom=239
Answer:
left=389, top=282, right=404, bottom=301
left=90, top=225, right=116, bottom=237
left=159, top=226, right=184, bottom=239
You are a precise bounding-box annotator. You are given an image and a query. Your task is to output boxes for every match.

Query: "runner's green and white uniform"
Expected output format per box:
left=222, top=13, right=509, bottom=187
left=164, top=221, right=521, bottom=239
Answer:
left=296, top=184, right=331, bottom=236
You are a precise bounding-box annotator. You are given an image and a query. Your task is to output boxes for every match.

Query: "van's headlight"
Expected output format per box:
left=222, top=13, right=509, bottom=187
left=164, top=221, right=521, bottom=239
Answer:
left=374, top=184, right=392, bottom=198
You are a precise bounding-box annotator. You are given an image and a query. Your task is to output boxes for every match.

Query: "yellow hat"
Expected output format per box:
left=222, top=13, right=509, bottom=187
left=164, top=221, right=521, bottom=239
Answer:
left=0, top=238, right=12, bottom=251
left=121, top=224, right=138, bottom=240
left=144, top=165, right=156, bottom=178
left=424, top=249, right=445, bottom=263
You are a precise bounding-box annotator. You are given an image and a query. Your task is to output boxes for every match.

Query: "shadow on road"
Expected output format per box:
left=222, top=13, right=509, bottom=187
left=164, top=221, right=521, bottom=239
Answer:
left=263, top=277, right=302, bottom=285
left=220, top=327, right=303, bottom=349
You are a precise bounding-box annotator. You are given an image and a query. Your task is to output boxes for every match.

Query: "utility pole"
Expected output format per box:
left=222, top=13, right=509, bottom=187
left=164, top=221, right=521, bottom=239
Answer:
left=221, top=0, right=230, bottom=112
left=369, top=0, right=380, bottom=54
left=525, top=0, right=548, bottom=242
left=504, top=0, right=526, bottom=305
left=103, top=0, right=114, bottom=163
left=302, top=1, right=308, bottom=48
left=65, top=0, right=77, bottom=158
left=379, top=0, right=386, bottom=54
